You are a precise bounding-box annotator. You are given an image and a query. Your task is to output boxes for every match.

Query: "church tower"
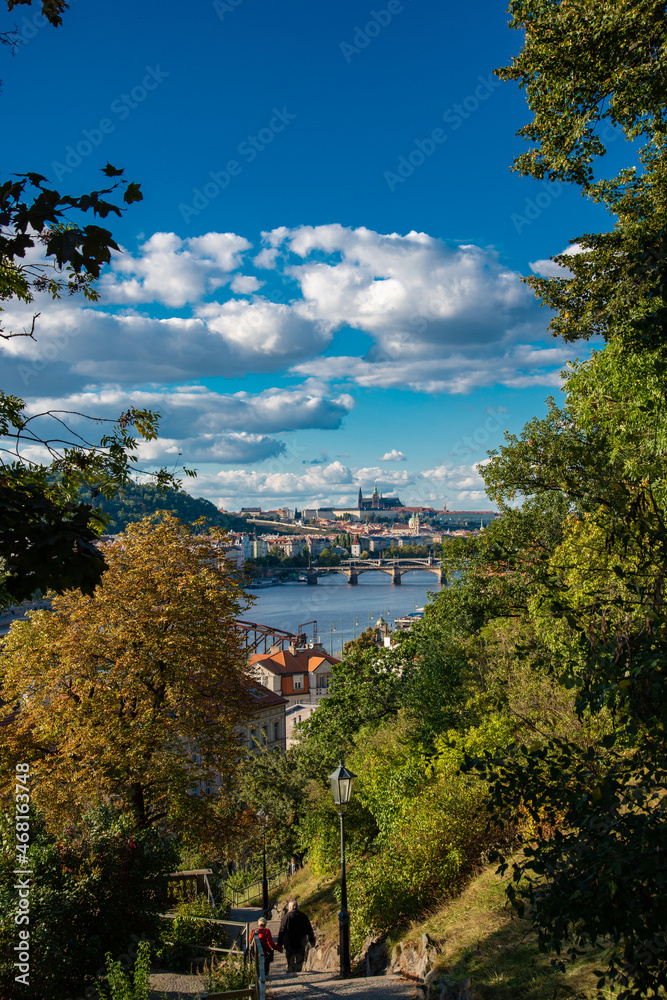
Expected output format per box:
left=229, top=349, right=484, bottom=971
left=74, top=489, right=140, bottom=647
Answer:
left=358, top=487, right=363, bottom=510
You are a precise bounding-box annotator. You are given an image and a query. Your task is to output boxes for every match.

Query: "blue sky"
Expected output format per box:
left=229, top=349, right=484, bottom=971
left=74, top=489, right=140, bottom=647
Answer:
left=1, top=0, right=619, bottom=509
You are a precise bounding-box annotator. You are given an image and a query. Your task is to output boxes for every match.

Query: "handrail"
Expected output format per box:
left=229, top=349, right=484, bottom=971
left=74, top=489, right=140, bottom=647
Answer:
left=159, top=913, right=250, bottom=957
left=228, top=867, right=289, bottom=907
left=250, top=931, right=265, bottom=1000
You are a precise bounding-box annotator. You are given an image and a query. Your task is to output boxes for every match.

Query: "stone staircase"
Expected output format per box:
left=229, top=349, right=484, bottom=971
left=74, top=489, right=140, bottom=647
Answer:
left=230, top=906, right=418, bottom=1000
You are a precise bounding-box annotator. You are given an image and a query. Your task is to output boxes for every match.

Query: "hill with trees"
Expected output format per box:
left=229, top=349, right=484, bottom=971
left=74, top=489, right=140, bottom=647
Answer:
left=88, top=483, right=256, bottom=535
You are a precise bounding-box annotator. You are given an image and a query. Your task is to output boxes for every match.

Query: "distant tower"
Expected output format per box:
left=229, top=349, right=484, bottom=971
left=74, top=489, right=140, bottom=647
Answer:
left=371, top=482, right=380, bottom=509
left=358, top=487, right=363, bottom=510
left=480, top=516, right=484, bottom=530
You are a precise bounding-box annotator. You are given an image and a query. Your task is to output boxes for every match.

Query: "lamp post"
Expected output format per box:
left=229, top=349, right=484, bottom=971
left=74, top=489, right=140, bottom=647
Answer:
left=257, top=808, right=269, bottom=918
left=329, top=762, right=356, bottom=978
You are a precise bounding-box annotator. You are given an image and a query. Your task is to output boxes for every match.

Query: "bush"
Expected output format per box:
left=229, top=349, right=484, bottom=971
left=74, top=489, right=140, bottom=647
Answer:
left=345, top=718, right=512, bottom=947
left=199, top=954, right=254, bottom=993
left=102, top=939, right=152, bottom=1000
left=157, top=896, right=229, bottom=971
left=0, top=807, right=177, bottom=1000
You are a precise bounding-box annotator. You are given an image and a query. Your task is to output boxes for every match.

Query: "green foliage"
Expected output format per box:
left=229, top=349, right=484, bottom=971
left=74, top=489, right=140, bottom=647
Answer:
left=88, top=482, right=250, bottom=535
left=157, top=897, right=229, bottom=972
left=199, top=954, right=254, bottom=993
left=345, top=718, right=511, bottom=947
left=103, top=939, right=153, bottom=1000
left=237, top=747, right=310, bottom=863
left=315, top=547, right=341, bottom=566
left=0, top=807, right=176, bottom=1000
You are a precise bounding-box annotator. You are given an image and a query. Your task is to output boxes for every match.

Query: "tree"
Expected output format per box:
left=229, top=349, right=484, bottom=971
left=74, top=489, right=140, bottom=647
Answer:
left=466, top=4, right=667, bottom=994
left=0, top=515, right=255, bottom=831
left=0, top=806, right=177, bottom=1000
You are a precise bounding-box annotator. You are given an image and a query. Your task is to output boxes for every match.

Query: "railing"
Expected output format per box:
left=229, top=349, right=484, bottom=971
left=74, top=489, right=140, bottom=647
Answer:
left=228, top=867, right=289, bottom=907
left=160, top=913, right=251, bottom=957
left=181, top=918, right=265, bottom=1000
left=166, top=868, right=214, bottom=904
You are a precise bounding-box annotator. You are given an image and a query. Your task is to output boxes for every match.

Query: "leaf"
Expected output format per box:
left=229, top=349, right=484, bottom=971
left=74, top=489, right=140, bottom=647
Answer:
left=123, top=183, right=143, bottom=204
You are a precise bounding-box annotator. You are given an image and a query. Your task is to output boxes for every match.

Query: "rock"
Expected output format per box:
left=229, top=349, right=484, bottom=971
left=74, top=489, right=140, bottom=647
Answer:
left=428, top=974, right=472, bottom=1000
left=303, top=937, right=339, bottom=973
left=389, top=934, right=443, bottom=980
left=354, top=935, right=388, bottom=977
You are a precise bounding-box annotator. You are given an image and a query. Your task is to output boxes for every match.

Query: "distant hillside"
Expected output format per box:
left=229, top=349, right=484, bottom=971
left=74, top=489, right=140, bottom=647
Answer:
left=88, top=484, right=257, bottom=535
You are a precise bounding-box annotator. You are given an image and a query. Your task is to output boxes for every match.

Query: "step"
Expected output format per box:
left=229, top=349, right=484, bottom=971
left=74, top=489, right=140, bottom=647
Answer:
left=267, top=973, right=417, bottom=998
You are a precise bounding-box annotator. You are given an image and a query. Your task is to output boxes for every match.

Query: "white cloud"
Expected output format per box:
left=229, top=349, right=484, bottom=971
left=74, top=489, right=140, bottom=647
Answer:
left=379, top=449, right=406, bottom=462
left=230, top=274, right=264, bottom=294
left=292, top=343, right=570, bottom=394
left=100, top=232, right=251, bottom=306
left=1, top=225, right=567, bottom=397
left=184, top=458, right=491, bottom=509
left=530, top=242, right=584, bottom=279
left=15, top=384, right=355, bottom=467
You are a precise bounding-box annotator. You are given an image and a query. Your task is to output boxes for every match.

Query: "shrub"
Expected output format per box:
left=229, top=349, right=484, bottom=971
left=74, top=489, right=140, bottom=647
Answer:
left=157, top=896, right=229, bottom=971
left=102, top=939, right=153, bottom=1000
left=0, top=807, right=177, bottom=1000
left=199, top=954, right=254, bottom=993
left=346, top=717, right=512, bottom=948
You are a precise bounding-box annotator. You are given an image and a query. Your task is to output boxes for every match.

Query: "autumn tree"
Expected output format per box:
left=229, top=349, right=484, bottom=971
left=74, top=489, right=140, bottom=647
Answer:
left=0, top=515, right=255, bottom=832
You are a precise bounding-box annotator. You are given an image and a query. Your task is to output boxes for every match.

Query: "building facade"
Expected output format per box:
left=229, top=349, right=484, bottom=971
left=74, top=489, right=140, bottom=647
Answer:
left=247, top=643, right=340, bottom=746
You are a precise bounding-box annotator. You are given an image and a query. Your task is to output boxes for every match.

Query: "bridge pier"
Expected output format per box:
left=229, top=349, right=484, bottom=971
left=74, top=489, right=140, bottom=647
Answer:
left=392, top=571, right=401, bottom=585
left=306, top=572, right=318, bottom=585
left=438, top=570, right=447, bottom=585
left=348, top=572, right=358, bottom=585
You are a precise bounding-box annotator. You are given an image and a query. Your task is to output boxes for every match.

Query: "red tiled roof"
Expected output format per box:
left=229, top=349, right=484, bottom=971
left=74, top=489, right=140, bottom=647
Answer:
left=245, top=682, right=288, bottom=710
left=248, top=648, right=339, bottom=675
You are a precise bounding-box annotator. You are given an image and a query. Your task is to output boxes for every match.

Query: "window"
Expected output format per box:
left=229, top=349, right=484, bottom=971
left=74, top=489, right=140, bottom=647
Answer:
left=293, top=674, right=303, bottom=690
left=274, top=721, right=280, bottom=741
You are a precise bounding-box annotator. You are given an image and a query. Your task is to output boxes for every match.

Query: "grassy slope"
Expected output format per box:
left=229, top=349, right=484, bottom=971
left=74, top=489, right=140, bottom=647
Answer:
left=278, top=862, right=612, bottom=1000
left=275, top=867, right=340, bottom=942
left=398, top=861, right=612, bottom=1000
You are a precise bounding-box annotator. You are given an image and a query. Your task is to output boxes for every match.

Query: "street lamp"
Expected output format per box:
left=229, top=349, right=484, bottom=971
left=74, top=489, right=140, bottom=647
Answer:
left=329, top=761, right=356, bottom=978
left=257, top=808, right=269, bottom=918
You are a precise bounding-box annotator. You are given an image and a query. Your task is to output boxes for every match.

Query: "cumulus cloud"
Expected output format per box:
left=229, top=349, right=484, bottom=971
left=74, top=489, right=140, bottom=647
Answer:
left=16, top=384, right=354, bottom=466
left=378, top=449, right=406, bottom=462
left=1, top=225, right=567, bottom=397
left=100, top=232, right=251, bottom=306
left=292, top=343, right=570, bottom=394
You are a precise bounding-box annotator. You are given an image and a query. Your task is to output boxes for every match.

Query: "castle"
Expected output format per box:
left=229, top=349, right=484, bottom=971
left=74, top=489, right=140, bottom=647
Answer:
left=357, top=483, right=403, bottom=512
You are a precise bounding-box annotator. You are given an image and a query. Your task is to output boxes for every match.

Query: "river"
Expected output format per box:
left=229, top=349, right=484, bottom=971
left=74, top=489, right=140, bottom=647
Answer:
left=242, top=570, right=442, bottom=657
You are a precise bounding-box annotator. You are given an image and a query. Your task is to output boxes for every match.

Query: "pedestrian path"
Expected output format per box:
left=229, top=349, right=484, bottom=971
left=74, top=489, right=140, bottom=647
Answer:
left=229, top=905, right=417, bottom=999
left=267, top=974, right=417, bottom=998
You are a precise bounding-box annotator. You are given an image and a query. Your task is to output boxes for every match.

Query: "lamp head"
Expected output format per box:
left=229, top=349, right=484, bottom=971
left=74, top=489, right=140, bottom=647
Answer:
left=329, top=761, right=356, bottom=811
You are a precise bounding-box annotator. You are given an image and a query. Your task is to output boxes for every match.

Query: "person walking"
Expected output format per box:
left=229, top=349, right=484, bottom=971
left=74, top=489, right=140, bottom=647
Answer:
left=277, top=899, right=316, bottom=975
left=249, top=917, right=281, bottom=979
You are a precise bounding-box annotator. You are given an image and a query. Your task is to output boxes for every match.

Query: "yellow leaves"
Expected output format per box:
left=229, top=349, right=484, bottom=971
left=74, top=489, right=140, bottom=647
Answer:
left=0, top=514, right=254, bottom=829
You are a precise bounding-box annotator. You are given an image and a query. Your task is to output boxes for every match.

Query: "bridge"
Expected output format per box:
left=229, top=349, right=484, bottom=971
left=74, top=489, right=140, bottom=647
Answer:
left=258, top=558, right=446, bottom=586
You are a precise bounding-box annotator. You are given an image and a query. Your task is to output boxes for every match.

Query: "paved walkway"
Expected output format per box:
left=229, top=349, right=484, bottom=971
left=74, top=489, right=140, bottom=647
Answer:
left=149, top=905, right=418, bottom=999
left=242, top=905, right=417, bottom=999
left=267, top=975, right=418, bottom=999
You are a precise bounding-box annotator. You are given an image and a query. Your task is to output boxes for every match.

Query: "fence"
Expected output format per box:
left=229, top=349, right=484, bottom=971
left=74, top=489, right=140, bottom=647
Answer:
left=160, top=913, right=251, bottom=957
left=166, top=868, right=215, bottom=904
left=166, top=916, right=266, bottom=1000
left=165, top=865, right=291, bottom=908
left=228, top=868, right=289, bottom=907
